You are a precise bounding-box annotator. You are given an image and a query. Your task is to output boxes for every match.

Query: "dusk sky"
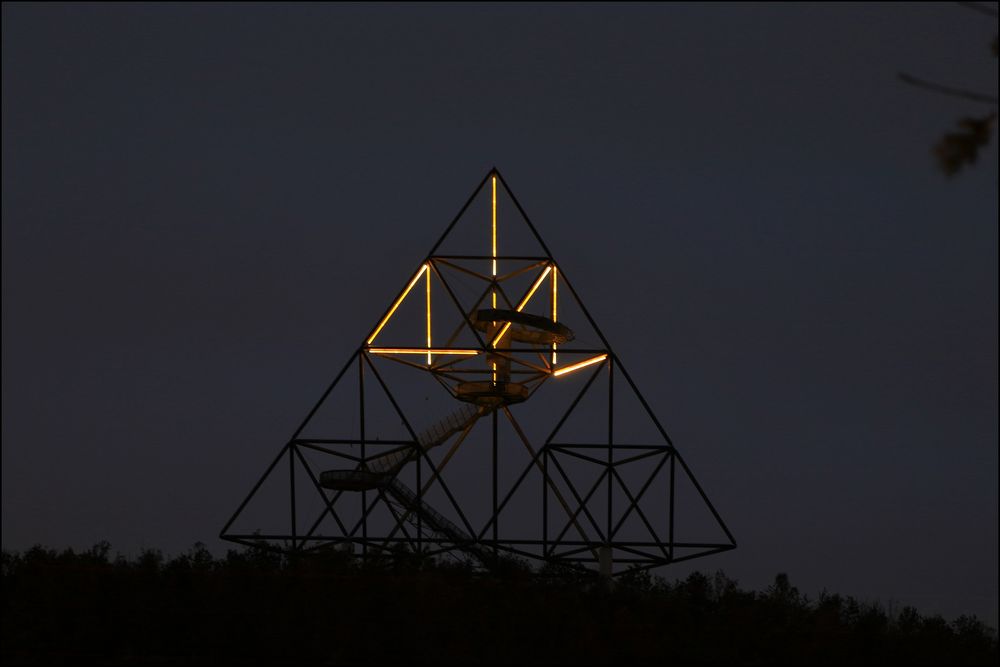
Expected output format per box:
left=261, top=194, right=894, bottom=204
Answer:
left=3, top=3, right=997, bottom=626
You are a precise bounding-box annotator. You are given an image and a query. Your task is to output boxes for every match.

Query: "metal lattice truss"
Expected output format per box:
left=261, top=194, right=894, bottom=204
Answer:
left=220, top=169, right=736, bottom=576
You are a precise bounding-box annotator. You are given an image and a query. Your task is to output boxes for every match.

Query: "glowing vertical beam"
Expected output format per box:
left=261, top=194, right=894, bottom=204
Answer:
left=491, top=175, right=497, bottom=383
left=491, top=176, right=497, bottom=279
left=551, top=266, right=558, bottom=365
left=367, top=264, right=427, bottom=345
left=426, top=265, right=432, bottom=366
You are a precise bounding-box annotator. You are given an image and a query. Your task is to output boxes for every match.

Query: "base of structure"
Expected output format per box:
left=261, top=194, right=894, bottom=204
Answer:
left=598, top=545, right=613, bottom=579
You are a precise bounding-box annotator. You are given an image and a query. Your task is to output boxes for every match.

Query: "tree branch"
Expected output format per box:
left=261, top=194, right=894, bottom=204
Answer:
left=898, top=72, right=998, bottom=104
left=956, top=1, right=998, bottom=18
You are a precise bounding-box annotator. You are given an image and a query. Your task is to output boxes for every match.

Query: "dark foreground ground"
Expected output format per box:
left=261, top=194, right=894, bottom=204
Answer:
left=1, top=543, right=996, bottom=665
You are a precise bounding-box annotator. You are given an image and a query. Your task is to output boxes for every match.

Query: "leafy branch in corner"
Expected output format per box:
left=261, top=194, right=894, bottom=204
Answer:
left=899, top=2, right=998, bottom=177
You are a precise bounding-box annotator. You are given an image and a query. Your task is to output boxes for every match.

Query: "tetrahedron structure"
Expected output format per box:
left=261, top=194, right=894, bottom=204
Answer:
left=220, top=168, right=736, bottom=576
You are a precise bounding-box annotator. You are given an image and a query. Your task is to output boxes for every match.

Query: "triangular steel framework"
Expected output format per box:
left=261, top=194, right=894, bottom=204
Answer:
left=220, top=168, right=736, bottom=577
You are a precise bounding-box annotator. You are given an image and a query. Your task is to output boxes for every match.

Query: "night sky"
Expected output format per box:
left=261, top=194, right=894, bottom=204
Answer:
left=3, top=3, right=997, bottom=626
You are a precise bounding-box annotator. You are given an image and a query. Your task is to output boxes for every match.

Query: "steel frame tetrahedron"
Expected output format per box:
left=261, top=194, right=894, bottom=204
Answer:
left=220, top=168, right=736, bottom=576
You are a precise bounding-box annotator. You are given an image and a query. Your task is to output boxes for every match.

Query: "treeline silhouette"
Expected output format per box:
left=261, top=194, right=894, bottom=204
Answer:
left=2, top=542, right=996, bottom=665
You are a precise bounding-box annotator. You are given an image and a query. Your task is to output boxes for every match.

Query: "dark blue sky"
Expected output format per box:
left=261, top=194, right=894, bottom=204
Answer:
left=3, top=3, right=997, bottom=626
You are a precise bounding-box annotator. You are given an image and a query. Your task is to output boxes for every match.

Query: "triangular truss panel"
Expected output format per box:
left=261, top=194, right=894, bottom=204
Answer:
left=221, top=169, right=735, bottom=575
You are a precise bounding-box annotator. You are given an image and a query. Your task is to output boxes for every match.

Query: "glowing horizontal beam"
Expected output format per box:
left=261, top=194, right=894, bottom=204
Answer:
left=369, top=348, right=480, bottom=355
left=492, top=265, right=553, bottom=347
left=366, top=264, right=428, bottom=345
left=552, top=354, right=608, bottom=377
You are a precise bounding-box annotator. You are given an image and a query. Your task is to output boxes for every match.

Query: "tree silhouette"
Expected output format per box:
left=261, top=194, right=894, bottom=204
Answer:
left=900, top=2, right=998, bottom=176
left=2, top=542, right=996, bottom=664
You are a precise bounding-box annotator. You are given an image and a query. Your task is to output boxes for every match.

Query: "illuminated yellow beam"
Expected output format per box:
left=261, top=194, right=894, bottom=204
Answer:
left=426, top=265, right=432, bottom=365
left=551, top=266, right=558, bottom=364
left=491, top=265, right=552, bottom=347
left=490, top=179, right=497, bottom=379
left=366, top=264, right=428, bottom=345
left=491, top=175, right=497, bottom=311
left=369, top=348, right=480, bottom=355
left=491, top=176, right=497, bottom=278
left=552, top=354, right=608, bottom=377
left=517, top=265, right=552, bottom=311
